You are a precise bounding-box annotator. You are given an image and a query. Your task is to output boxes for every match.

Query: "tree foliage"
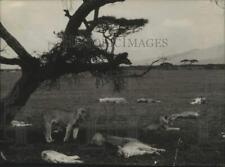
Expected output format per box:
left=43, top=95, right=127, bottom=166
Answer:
left=189, top=59, right=198, bottom=64
left=91, top=16, right=148, bottom=53
left=180, top=59, right=199, bottom=65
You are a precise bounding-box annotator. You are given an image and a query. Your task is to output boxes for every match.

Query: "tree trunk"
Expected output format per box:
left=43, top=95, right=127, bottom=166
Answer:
left=0, top=72, right=41, bottom=128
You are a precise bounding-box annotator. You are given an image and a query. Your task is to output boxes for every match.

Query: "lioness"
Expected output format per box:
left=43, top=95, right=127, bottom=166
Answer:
left=43, top=107, right=88, bottom=143
left=145, top=116, right=180, bottom=131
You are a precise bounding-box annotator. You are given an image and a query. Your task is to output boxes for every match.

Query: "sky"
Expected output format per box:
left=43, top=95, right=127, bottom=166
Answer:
left=0, top=0, right=224, bottom=68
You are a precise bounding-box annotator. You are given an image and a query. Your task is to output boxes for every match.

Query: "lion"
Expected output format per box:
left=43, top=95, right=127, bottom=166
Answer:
left=145, top=115, right=180, bottom=131
left=43, top=107, right=88, bottom=143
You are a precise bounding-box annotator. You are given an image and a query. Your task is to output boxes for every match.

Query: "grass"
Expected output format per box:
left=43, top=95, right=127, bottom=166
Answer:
left=0, top=69, right=225, bottom=165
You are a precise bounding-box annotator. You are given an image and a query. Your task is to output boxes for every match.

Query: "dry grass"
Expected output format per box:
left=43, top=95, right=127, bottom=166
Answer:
left=0, top=69, right=225, bottom=165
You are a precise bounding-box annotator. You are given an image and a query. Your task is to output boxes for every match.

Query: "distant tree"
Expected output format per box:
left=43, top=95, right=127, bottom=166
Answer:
left=189, top=59, right=199, bottom=65
left=160, top=62, right=174, bottom=70
left=180, top=59, right=189, bottom=65
left=160, top=62, right=173, bottom=66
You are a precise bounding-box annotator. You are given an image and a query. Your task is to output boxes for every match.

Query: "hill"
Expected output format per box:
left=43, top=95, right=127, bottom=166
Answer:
left=168, top=44, right=224, bottom=64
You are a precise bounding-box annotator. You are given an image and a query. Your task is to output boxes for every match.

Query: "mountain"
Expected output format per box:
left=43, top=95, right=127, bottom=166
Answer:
left=168, top=44, right=225, bottom=65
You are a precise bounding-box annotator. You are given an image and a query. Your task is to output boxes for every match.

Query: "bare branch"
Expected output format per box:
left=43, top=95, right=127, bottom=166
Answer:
left=0, top=22, right=33, bottom=62
left=123, top=58, right=164, bottom=78
left=88, top=7, right=100, bottom=31
left=0, top=55, right=22, bottom=66
left=63, top=9, right=72, bottom=19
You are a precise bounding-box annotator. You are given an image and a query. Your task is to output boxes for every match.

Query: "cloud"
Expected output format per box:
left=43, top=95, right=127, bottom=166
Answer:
left=162, top=19, right=192, bottom=28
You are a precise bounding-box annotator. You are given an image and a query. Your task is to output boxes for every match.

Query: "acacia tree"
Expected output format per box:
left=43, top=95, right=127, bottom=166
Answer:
left=189, top=59, right=199, bottom=65
left=90, top=16, right=148, bottom=54
left=180, top=59, right=198, bottom=65
left=0, top=0, right=161, bottom=134
left=180, top=59, right=189, bottom=65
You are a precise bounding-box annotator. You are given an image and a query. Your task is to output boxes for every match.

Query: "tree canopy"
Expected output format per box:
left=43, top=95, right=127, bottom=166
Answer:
left=90, top=16, right=148, bottom=53
left=180, top=59, right=199, bottom=65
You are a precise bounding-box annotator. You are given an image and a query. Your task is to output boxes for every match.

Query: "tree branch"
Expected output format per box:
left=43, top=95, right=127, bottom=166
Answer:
left=0, top=56, right=22, bottom=66
left=41, top=50, right=130, bottom=80
left=64, top=0, right=125, bottom=38
left=63, top=9, right=72, bottom=19
left=87, top=7, right=100, bottom=32
left=0, top=22, right=33, bottom=62
left=122, top=58, right=164, bottom=78
left=60, top=61, right=118, bottom=75
left=94, top=8, right=99, bottom=20
left=83, top=19, right=90, bottom=29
